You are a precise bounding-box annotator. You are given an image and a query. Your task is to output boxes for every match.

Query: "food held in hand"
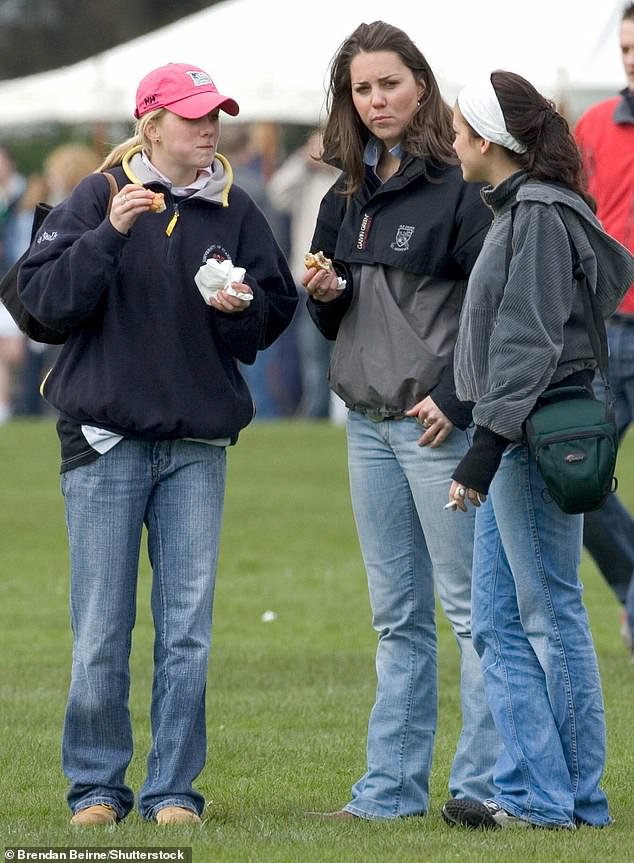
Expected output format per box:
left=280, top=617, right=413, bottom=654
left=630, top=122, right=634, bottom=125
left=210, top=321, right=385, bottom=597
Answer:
left=150, top=192, right=166, bottom=213
left=304, top=250, right=332, bottom=271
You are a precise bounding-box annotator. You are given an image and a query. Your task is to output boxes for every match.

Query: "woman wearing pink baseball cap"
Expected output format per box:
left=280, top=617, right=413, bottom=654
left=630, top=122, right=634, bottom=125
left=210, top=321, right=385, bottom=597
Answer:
left=19, top=62, right=297, bottom=827
left=133, top=62, right=240, bottom=120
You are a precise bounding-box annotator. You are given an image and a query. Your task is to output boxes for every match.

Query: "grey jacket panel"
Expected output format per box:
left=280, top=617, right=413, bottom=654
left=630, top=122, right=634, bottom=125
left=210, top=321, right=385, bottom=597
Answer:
left=329, top=263, right=466, bottom=416
left=455, top=173, right=634, bottom=441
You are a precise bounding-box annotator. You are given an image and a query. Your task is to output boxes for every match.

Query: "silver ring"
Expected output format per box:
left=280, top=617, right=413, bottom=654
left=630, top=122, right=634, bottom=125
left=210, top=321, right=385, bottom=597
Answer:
left=122, top=193, right=128, bottom=203
left=457, top=486, right=466, bottom=498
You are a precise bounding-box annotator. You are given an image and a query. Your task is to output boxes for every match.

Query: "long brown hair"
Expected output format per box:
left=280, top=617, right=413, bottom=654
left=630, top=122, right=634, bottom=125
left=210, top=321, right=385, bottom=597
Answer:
left=490, top=70, right=595, bottom=210
left=322, top=20, right=456, bottom=196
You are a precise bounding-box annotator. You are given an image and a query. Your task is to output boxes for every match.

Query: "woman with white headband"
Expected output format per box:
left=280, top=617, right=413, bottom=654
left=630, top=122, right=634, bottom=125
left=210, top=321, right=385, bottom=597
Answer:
left=441, top=71, right=634, bottom=830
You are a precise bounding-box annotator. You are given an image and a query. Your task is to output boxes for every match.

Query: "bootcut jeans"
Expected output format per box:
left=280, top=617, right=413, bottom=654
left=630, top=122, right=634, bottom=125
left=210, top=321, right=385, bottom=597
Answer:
left=343, top=411, right=499, bottom=819
left=472, top=441, right=610, bottom=827
left=60, top=438, right=226, bottom=821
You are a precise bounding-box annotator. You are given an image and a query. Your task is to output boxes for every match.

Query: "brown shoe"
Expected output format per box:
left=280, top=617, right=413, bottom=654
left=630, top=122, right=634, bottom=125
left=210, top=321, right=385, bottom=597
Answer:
left=70, top=804, right=118, bottom=826
left=306, top=809, right=359, bottom=820
left=155, top=806, right=202, bottom=825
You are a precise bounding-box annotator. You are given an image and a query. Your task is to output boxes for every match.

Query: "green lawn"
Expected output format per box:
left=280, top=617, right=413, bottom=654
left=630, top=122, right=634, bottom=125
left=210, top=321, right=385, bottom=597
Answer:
left=0, top=418, right=632, bottom=863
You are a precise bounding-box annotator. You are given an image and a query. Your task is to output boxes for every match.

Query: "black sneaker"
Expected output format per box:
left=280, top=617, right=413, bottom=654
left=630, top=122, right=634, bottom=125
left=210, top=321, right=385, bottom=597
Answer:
left=442, top=798, right=530, bottom=830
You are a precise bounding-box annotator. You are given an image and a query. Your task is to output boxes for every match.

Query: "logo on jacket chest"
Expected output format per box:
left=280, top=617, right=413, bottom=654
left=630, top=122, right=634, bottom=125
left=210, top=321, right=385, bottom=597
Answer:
left=202, top=243, right=231, bottom=264
left=356, top=213, right=373, bottom=250
left=390, top=224, right=415, bottom=252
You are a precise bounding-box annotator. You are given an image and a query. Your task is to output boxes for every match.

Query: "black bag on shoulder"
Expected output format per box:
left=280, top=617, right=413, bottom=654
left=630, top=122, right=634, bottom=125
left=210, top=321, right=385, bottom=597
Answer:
left=0, top=172, right=118, bottom=344
left=524, top=213, right=618, bottom=515
left=0, top=201, right=65, bottom=343
left=525, top=386, right=617, bottom=514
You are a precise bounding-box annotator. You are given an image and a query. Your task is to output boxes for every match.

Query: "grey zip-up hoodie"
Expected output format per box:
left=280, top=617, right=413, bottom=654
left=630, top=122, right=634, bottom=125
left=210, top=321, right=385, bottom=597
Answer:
left=452, top=171, right=634, bottom=492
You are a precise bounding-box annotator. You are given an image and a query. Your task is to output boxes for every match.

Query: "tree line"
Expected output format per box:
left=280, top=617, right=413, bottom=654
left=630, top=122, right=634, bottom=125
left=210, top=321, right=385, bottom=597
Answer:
left=0, top=0, right=220, bottom=80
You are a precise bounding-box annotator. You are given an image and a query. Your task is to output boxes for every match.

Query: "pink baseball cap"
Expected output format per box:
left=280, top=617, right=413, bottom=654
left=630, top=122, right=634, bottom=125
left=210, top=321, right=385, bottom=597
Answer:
left=134, top=63, right=240, bottom=119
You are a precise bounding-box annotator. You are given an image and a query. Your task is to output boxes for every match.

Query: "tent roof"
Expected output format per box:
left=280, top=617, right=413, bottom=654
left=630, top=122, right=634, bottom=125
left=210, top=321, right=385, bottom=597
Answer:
left=0, top=0, right=626, bottom=128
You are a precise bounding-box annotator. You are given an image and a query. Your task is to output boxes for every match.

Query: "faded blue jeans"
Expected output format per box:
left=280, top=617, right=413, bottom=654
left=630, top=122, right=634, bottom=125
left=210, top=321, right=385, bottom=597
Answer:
left=61, top=439, right=226, bottom=821
left=343, top=411, right=499, bottom=819
left=473, top=442, right=610, bottom=827
left=584, top=320, right=634, bottom=643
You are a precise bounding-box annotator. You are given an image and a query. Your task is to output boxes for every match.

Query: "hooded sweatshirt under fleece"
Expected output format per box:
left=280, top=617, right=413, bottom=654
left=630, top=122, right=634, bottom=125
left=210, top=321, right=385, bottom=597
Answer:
left=18, top=149, right=298, bottom=468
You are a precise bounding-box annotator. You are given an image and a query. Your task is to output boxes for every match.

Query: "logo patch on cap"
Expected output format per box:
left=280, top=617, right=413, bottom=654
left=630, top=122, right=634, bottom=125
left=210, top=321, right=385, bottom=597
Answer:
left=187, top=71, right=213, bottom=87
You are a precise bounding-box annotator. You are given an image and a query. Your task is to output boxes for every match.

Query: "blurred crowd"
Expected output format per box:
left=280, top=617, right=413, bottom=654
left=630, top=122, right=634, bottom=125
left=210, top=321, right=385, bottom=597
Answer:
left=0, top=124, right=343, bottom=425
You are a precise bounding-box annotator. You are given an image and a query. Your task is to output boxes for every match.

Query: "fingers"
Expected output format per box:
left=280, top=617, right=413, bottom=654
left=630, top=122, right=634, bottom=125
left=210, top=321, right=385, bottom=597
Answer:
left=207, top=287, right=252, bottom=313
left=302, top=268, right=338, bottom=301
left=415, top=413, right=452, bottom=448
left=109, top=184, right=154, bottom=233
left=115, top=185, right=153, bottom=213
left=447, top=482, right=487, bottom=512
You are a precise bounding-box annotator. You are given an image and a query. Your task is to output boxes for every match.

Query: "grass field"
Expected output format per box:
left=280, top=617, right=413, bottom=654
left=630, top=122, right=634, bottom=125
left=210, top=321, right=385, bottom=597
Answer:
left=1, top=417, right=633, bottom=863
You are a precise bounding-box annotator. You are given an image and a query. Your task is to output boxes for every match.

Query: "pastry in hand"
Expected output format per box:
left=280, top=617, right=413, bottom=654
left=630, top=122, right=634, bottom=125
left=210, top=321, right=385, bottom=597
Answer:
left=150, top=192, right=166, bottom=213
left=304, top=250, right=332, bottom=271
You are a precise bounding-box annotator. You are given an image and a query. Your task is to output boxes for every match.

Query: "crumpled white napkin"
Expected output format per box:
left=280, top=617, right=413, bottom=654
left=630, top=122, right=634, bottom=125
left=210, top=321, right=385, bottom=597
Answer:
left=194, top=258, right=251, bottom=303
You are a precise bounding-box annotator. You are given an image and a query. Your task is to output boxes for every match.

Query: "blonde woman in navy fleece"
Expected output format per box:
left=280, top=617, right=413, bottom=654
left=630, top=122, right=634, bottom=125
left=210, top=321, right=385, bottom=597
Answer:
left=19, top=62, right=297, bottom=826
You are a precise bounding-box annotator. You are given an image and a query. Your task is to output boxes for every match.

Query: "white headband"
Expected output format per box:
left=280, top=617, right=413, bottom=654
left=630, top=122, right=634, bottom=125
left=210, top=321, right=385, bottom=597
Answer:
left=457, top=77, right=527, bottom=154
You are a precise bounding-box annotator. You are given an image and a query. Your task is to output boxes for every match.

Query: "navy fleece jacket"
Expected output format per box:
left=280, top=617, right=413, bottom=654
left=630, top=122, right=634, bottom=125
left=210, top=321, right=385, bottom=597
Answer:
left=18, top=151, right=297, bottom=442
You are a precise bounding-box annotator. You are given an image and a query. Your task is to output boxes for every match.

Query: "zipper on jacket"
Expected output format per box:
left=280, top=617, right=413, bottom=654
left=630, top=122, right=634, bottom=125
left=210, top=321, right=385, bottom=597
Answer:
left=166, top=206, right=179, bottom=237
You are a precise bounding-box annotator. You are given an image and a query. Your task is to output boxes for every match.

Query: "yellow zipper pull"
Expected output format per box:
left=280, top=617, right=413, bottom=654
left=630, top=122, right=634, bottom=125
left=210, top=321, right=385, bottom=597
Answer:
left=166, top=209, right=179, bottom=236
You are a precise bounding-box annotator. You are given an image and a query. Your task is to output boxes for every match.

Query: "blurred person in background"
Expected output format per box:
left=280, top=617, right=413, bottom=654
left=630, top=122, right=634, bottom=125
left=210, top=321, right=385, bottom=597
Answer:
left=15, top=143, right=103, bottom=417
left=0, top=144, right=27, bottom=424
left=268, top=129, right=341, bottom=419
left=220, top=123, right=302, bottom=418
left=574, top=2, right=634, bottom=659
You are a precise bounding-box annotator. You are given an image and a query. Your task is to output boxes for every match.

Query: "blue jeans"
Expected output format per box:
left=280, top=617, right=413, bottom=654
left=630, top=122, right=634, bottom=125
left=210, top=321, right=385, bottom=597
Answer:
left=473, top=442, right=610, bottom=827
left=583, top=321, right=634, bottom=639
left=60, top=439, right=226, bottom=821
left=296, top=302, right=332, bottom=418
left=343, top=412, right=499, bottom=819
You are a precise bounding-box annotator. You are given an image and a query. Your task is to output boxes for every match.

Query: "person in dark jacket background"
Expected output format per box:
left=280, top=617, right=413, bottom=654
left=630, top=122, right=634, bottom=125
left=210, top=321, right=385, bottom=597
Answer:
left=301, top=21, right=498, bottom=821
left=574, top=2, right=634, bottom=658
left=18, top=62, right=297, bottom=827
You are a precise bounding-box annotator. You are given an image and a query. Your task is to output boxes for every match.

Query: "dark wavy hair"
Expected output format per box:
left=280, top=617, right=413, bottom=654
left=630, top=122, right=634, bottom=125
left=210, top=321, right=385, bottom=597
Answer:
left=489, top=70, right=595, bottom=210
left=322, top=20, right=456, bottom=196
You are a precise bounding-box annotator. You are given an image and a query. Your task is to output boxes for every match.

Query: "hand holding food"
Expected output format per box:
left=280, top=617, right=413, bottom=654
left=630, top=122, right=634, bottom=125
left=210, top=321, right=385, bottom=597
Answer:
left=194, top=258, right=251, bottom=307
left=150, top=192, right=166, bottom=213
left=301, top=250, right=347, bottom=301
left=304, top=250, right=332, bottom=272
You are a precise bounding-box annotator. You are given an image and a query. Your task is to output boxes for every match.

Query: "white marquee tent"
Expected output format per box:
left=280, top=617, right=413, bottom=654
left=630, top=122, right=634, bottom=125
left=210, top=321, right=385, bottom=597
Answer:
left=0, top=0, right=627, bottom=129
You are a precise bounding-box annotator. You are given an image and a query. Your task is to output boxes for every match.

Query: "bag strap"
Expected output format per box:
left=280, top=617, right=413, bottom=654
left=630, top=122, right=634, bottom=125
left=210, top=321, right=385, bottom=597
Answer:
left=554, top=205, right=610, bottom=385
left=30, top=171, right=118, bottom=243
left=102, top=171, right=119, bottom=213
left=506, top=201, right=611, bottom=387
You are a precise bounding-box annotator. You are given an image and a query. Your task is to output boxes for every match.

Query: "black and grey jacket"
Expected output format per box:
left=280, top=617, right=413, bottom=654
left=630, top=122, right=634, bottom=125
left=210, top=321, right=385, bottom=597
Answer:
left=307, top=153, right=492, bottom=426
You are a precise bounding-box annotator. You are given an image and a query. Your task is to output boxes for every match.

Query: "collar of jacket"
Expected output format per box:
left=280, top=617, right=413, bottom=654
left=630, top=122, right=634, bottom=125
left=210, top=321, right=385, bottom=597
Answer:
left=614, top=88, right=634, bottom=125
left=121, top=145, right=233, bottom=207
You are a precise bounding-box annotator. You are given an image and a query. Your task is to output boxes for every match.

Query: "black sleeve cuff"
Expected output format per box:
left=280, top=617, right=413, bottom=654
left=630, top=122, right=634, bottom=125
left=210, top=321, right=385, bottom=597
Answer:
left=429, top=361, right=473, bottom=430
left=452, top=425, right=511, bottom=494
left=306, top=262, right=353, bottom=341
